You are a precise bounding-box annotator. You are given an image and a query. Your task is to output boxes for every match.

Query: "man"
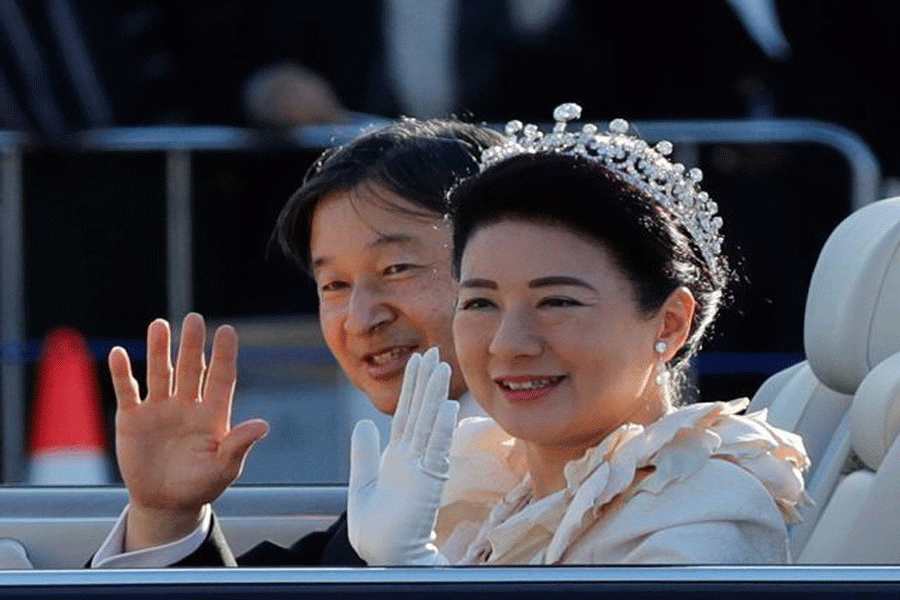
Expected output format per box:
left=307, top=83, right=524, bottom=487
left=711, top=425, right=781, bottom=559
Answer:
left=91, top=118, right=502, bottom=567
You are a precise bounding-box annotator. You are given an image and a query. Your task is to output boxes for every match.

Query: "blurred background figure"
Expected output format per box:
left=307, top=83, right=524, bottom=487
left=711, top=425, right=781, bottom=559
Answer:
left=242, top=62, right=347, bottom=127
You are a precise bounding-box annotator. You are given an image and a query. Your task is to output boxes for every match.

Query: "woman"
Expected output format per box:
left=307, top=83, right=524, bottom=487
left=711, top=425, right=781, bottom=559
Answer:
left=348, top=104, right=810, bottom=565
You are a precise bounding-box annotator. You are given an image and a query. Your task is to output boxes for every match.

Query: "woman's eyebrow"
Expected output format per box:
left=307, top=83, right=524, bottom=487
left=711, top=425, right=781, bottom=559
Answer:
left=528, top=275, right=597, bottom=291
left=459, top=278, right=497, bottom=289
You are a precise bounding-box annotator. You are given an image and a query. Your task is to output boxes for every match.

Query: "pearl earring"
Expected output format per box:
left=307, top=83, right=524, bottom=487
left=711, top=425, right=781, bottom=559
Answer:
left=654, top=341, right=669, bottom=386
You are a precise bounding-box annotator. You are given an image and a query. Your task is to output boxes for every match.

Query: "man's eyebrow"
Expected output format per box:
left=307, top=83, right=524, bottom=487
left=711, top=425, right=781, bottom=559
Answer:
left=368, top=233, right=418, bottom=248
left=312, top=234, right=419, bottom=269
left=528, top=276, right=597, bottom=291
left=312, top=256, right=331, bottom=269
left=459, top=278, right=497, bottom=289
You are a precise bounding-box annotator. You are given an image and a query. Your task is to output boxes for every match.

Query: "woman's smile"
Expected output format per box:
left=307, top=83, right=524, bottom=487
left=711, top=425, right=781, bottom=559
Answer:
left=494, top=375, right=566, bottom=402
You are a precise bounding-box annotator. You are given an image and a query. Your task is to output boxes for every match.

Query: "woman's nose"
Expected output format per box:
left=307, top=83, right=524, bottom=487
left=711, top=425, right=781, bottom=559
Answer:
left=488, top=308, right=543, bottom=358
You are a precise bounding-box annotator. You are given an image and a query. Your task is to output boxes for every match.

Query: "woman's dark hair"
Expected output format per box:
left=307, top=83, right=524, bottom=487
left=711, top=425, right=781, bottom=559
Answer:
left=274, top=118, right=504, bottom=272
left=449, top=152, right=731, bottom=395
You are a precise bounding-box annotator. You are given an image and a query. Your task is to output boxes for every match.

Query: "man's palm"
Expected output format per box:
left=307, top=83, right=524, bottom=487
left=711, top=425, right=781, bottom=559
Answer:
left=111, top=314, right=268, bottom=514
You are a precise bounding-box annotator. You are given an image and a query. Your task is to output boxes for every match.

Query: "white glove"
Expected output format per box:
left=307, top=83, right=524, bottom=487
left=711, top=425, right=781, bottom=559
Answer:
left=348, top=347, right=459, bottom=566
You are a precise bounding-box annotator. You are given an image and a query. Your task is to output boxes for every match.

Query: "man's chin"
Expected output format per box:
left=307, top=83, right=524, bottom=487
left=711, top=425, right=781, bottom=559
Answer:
left=370, top=394, right=399, bottom=415
left=360, top=381, right=402, bottom=415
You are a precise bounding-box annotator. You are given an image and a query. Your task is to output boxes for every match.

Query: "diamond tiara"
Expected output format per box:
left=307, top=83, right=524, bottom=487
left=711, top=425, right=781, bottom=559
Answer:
left=480, top=103, right=724, bottom=269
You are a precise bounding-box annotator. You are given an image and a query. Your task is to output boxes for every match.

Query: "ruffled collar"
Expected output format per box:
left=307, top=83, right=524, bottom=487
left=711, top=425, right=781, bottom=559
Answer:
left=452, top=398, right=810, bottom=564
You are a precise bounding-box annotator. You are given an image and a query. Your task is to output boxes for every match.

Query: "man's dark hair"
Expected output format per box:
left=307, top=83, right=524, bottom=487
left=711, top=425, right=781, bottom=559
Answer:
left=274, top=119, right=503, bottom=273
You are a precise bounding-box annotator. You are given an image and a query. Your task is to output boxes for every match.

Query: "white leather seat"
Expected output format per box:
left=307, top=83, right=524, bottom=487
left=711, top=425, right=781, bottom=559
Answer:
left=751, top=364, right=851, bottom=558
left=748, top=196, right=900, bottom=558
left=801, top=352, right=900, bottom=563
left=0, top=539, right=33, bottom=569
left=748, top=362, right=805, bottom=413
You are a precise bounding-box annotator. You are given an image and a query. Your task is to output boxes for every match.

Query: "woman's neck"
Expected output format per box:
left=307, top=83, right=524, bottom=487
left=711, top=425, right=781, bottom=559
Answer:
left=523, top=392, right=670, bottom=500
left=523, top=442, right=585, bottom=499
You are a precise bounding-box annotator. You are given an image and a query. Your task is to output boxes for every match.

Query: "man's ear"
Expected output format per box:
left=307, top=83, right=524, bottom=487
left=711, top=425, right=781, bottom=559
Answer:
left=655, top=287, right=696, bottom=361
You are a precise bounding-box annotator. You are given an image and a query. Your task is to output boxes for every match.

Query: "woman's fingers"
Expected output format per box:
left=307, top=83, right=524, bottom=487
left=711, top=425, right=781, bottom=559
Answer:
left=350, top=419, right=382, bottom=494
left=108, top=346, right=140, bottom=411
left=173, top=313, right=207, bottom=403
left=410, top=361, right=451, bottom=454
left=347, top=418, right=382, bottom=553
left=145, top=318, right=173, bottom=403
left=402, top=347, right=439, bottom=443
left=390, top=352, right=421, bottom=442
left=421, top=399, right=459, bottom=477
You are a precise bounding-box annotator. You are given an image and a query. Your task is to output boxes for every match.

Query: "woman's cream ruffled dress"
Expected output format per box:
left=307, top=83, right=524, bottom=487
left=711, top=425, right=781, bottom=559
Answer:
left=436, top=399, right=810, bottom=565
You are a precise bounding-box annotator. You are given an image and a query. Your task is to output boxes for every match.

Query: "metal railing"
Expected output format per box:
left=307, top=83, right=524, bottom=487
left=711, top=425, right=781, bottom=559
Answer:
left=0, top=119, right=882, bottom=483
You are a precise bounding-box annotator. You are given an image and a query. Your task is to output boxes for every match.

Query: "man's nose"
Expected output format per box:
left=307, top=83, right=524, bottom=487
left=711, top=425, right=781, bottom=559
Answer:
left=344, top=282, right=394, bottom=335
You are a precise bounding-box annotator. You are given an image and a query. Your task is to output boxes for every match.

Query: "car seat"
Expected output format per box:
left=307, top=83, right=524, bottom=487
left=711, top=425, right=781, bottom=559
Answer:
left=748, top=196, right=900, bottom=557
left=800, top=351, right=900, bottom=563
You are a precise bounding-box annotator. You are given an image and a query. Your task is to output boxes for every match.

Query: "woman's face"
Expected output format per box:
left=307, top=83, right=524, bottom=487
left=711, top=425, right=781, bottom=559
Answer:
left=453, top=220, right=670, bottom=452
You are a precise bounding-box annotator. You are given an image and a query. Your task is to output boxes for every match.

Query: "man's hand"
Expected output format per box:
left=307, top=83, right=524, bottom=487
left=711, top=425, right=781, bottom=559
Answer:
left=348, top=347, right=458, bottom=565
left=111, top=313, right=269, bottom=551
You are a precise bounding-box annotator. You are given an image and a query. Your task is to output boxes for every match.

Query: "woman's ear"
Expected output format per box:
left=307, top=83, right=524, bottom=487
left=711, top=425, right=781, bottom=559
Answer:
left=655, top=287, right=696, bottom=360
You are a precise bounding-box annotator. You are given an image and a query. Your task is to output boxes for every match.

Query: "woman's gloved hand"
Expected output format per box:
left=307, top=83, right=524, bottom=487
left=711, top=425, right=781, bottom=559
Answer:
left=347, top=347, right=459, bottom=565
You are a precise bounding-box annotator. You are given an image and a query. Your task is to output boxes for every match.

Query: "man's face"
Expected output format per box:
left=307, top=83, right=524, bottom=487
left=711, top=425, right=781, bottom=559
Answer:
left=309, top=184, right=465, bottom=414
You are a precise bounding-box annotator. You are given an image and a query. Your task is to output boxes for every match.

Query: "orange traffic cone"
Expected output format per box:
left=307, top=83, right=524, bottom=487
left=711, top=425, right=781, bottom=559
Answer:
left=28, top=327, right=110, bottom=484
